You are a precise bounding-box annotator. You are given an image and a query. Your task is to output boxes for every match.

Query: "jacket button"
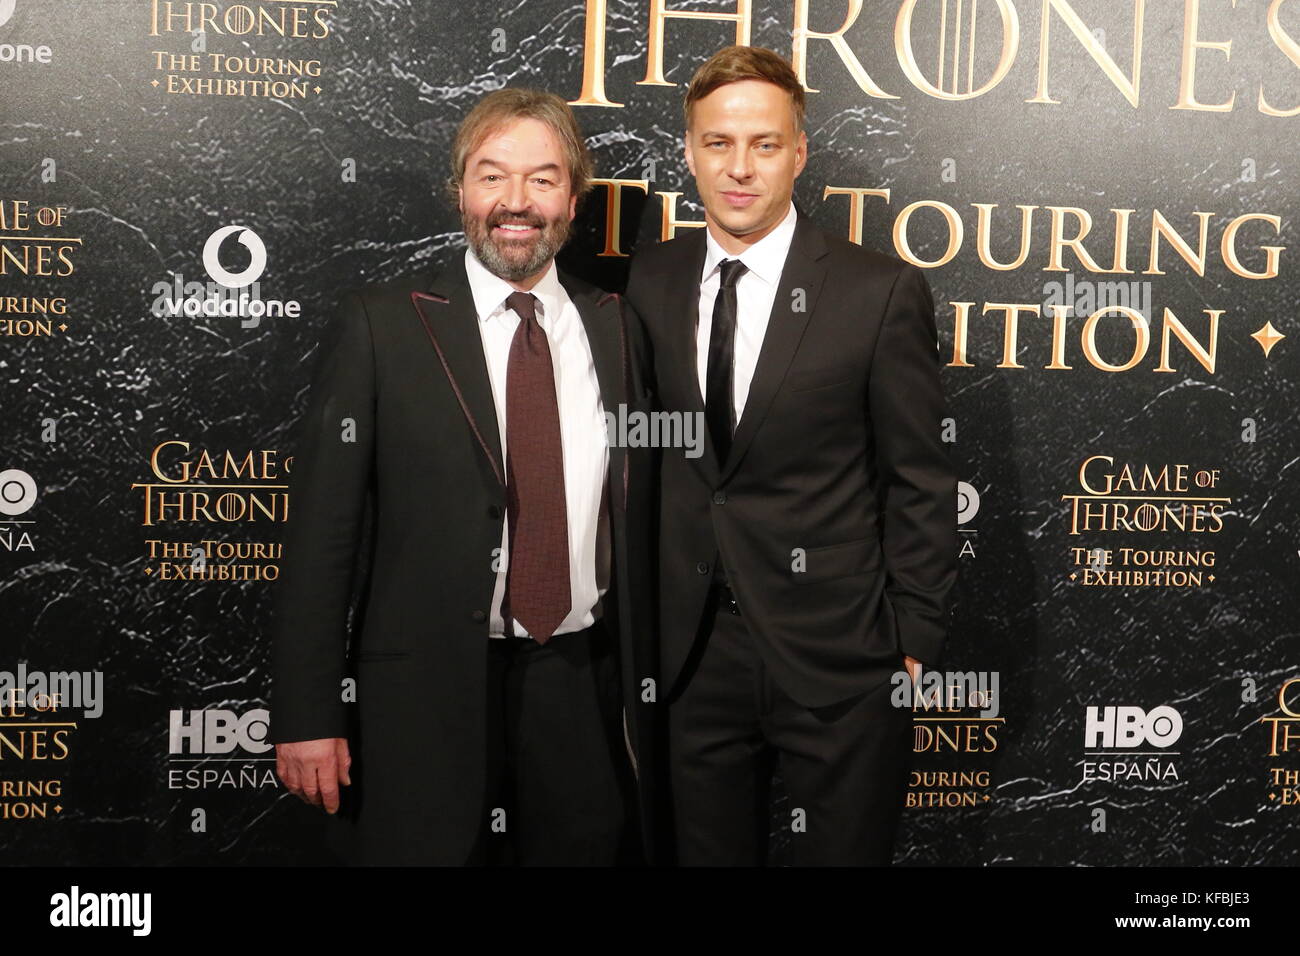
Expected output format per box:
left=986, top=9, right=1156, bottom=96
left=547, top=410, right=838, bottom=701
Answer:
left=712, top=491, right=727, bottom=505
left=696, top=561, right=710, bottom=575
left=487, top=505, right=503, bottom=520
left=471, top=610, right=487, bottom=622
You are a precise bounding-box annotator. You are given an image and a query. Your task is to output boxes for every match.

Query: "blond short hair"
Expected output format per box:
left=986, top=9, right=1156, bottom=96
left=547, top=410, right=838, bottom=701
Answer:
left=684, top=45, right=806, bottom=134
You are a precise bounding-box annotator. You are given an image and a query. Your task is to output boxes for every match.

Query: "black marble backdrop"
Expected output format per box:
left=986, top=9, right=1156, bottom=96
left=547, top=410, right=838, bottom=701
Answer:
left=0, top=0, right=1296, bottom=864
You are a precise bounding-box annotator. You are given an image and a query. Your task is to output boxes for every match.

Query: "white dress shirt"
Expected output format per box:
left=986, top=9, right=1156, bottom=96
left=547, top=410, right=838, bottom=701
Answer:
left=696, top=201, right=798, bottom=419
left=464, top=247, right=610, bottom=639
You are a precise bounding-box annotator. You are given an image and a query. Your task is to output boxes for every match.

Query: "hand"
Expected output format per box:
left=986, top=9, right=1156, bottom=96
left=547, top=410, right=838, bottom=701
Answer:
left=904, top=655, right=921, bottom=683
left=276, top=737, right=351, bottom=814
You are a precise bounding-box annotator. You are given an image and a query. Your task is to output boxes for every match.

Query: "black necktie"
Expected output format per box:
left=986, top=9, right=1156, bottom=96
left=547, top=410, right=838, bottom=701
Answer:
left=705, top=258, right=747, bottom=465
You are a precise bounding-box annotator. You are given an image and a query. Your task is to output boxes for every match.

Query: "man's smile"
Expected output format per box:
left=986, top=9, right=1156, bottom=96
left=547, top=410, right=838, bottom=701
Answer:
left=720, top=190, right=759, bottom=208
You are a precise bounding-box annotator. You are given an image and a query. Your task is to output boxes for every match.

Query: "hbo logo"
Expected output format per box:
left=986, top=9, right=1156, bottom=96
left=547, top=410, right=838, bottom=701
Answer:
left=168, top=708, right=270, bottom=754
left=1084, top=705, right=1182, bottom=749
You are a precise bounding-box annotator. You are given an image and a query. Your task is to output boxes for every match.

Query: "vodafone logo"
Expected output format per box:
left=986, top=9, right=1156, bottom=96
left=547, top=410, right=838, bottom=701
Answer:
left=0, top=0, right=53, bottom=66
left=202, top=225, right=267, bottom=288
left=149, top=223, right=298, bottom=326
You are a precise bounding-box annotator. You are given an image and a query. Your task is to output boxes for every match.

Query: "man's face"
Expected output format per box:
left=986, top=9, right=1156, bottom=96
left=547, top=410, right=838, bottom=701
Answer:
left=685, top=79, right=807, bottom=249
left=458, top=116, right=577, bottom=284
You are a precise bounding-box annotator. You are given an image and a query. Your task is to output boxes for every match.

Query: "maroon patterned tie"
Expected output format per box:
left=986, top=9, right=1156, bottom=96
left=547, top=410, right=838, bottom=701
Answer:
left=504, top=290, right=571, bottom=643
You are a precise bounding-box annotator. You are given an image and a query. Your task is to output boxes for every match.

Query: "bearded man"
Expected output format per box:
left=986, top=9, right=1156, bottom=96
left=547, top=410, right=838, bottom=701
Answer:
left=267, top=88, right=657, bottom=866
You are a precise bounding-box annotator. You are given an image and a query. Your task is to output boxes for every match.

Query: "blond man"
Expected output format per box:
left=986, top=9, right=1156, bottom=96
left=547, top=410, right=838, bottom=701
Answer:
left=627, top=47, right=957, bottom=865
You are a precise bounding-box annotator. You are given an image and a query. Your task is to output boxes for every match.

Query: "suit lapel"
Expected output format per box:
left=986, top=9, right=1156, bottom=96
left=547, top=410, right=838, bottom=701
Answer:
left=561, top=273, right=625, bottom=422
left=560, top=271, right=629, bottom=510
left=409, top=259, right=505, bottom=486
left=665, top=230, right=722, bottom=485
left=721, top=214, right=828, bottom=483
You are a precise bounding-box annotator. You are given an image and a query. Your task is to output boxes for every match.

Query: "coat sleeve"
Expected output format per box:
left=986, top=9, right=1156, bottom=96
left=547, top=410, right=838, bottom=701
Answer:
left=867, top=263, right=958, bottom=666
left=268, top=291, right=376, bottom=743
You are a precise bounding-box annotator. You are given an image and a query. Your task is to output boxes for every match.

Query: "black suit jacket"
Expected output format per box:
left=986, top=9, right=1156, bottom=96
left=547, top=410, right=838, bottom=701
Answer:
left=268, top=254, right=657, bottom=865
left=625, top=212, right=958, bottom=708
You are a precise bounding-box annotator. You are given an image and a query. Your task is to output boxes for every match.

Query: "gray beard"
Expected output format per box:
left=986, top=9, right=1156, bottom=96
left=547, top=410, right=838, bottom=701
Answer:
left=463, top=214, right=570, bottom=283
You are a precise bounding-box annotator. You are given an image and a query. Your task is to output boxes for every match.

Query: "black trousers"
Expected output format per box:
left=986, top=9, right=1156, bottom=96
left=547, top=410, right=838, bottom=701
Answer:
left=667, top=592, right=914, bottom=866
left=467, top=621, right=631, bottom=866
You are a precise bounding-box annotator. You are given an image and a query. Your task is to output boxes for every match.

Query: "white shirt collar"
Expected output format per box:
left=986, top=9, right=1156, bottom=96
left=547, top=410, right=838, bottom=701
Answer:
left=701, top=201, right=798, bottom=287
left=464, top=246, right=564, bottom=323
